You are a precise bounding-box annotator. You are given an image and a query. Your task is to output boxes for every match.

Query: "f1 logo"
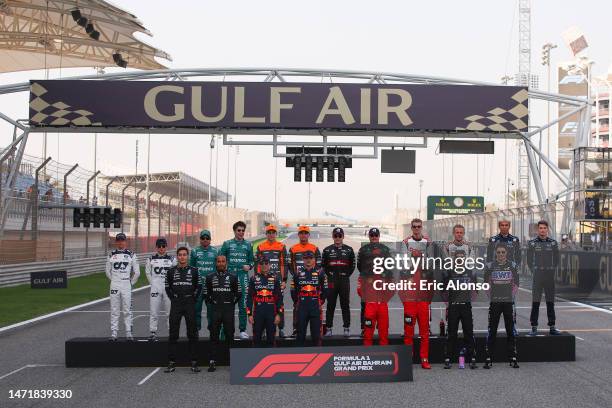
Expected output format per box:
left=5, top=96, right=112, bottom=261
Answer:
left=245, top=353, right=332, bottom=378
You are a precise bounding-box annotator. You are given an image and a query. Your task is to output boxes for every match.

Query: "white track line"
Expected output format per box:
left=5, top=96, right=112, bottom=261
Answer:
left=137, top=367, right=160, bottom=386
left=68, top=305, right=584, bottom=314
left=0, top=364, right=63, bottom=381
left=0, top=365, right=29, bottom=381
left=0, top=285, right=150, bottom=334
left=517, top=286, right=612, bottom=315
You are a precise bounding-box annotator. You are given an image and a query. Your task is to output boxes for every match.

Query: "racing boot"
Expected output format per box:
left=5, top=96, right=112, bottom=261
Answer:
left=109, top=331, right=118, bottom=341
left=291, top=329, right=298, bottom=338
left=239, top=331, right=249, bottom=340
left=164, top=361, right=176, bottom=373
left=421, top=359, right=431, bottom=369
left=126, top=332, right=134, bottom=341
left=208, top=360, right=216, bottom=372
left=469, top=358, right=478, bottom=369
left=279, top=329, right=286, bottom=338
left=344, top=328, right=350, bottom=338
left=324, top=328, right=333, bottom=337
left=190, top=361, right=201, bottom=373
left=549, top=326, right=561, bottom=336
left=443, top=359, right=451, bottom=369
left=483, top=357, right=492, bottom=369
left=527, top=326, right=538, bottom=336
left=509, top=357, right=519, bottom=368
left=148, top=333, right=158, bottom=342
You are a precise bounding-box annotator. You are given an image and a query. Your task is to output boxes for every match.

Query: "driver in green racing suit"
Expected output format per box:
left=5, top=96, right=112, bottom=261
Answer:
left=219, top=221, right=254, bottom=339
left=190, top=229, right=217, bottom=333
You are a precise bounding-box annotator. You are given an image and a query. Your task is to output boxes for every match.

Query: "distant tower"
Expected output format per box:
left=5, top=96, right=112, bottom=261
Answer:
left=515, top=0, right=537, bottom=205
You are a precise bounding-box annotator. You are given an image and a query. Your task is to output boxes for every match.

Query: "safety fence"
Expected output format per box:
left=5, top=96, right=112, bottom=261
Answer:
left=0, top=235, right=266, bottom=287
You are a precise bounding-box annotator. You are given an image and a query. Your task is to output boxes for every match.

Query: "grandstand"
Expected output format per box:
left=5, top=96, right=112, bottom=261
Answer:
left=0, top=150, right=229, bottom=264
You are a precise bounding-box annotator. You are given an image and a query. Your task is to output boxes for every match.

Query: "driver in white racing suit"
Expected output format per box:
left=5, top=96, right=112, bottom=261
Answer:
left=106, top=232, right=140, bottom=341
left=145, top=237, right=176, bottom=341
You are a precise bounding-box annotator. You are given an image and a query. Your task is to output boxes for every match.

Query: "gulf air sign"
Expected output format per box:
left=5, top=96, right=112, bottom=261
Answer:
left=29, top=80, right=528, bottom=133
left=230, top=345, right=412, bottom=384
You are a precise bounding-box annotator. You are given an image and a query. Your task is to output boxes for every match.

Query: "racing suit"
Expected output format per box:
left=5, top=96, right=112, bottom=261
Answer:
left=401, top=236, right=434, bottom=360
left=105, top=249, right=140, bottom=334
left=189, top=245, right=218, bottom=331
left=487, top=233, right=521, bottom=266
left=442, top=240, right=476, bottom=261
left=289, top=243, right=321, bottom=331
left=357, top=242, right=394, bottom=346
left=291, top=265, right=327, bottom=346
left=483, top=261, right=519, bottom=360
left=247, top=272, right=283, bottom=347
left=442, top=268, right=477, bottom=362
left=254, top=240, right=288, bottom=330
left=165, top=265, right=201, bottom=362
left=527, top=237, right=559, bottom=327
left=145, top=253, right=176, bottom=333
left=487, top=233, right=521, bottom=333
left=322, top=243, right=356, bottom=329
left=219, top=238, right=254, bottom=332
left=204, top=270, right=240, bottom=362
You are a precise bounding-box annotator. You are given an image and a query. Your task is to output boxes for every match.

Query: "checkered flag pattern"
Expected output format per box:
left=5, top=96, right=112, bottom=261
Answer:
left=455, top=89, right=528, bottom=132
left=29, top=82, right=102, bottom=126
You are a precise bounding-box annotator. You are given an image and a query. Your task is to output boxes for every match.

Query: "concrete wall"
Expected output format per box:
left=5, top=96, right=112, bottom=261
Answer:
left=204, top=207, right=276, bottom=245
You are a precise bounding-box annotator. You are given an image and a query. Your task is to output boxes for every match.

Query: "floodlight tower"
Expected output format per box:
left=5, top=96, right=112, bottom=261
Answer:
left=516, top=0, right=534, bottom=205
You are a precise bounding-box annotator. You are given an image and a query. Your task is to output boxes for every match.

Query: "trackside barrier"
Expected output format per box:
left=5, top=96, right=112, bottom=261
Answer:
left=0, top=235, right=266, bottom=287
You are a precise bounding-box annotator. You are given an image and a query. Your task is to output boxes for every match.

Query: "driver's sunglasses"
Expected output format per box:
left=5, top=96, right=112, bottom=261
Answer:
left=411, top=225, right=422, bottom=229
left=236, top=229, right=245, bottom=233
left=333, top=234, right=343, bottom=238
left=200, top=236, right=211, bottom=240
left=157, top=245, right=166, bottom=248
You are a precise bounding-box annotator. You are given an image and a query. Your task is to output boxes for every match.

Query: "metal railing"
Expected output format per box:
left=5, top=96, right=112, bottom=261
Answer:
left=0, top=234, right=267, bottom=287
left=0, top=252, right=156, bottom=287
left=424, top=201, right=572, bottom=244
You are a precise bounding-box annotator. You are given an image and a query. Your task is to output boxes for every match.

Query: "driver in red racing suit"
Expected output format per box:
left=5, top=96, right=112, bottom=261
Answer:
left=401, top=218, right=435, bottom=369
left=357, top=228, right=395, bottom=346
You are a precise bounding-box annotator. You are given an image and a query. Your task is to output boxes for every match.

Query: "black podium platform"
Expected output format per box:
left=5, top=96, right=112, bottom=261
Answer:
left=65, top=332, right=575, bottom=367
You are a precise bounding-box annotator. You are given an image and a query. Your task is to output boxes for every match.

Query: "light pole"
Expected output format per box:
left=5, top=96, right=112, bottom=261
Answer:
left=226, top=134, right=230, bottom=207
left=234, top=145, right=238, bottom=208
left=215, top=135, right=219, bottom=207
left=541, top=43, right=557, bottom=196
left=209, top=135, right=214, bottom=203
left=274, top=157, right=278, bottom=216
left=418, top=179, right=424, bottom=219
left=307, top=182, right=311, bottom=219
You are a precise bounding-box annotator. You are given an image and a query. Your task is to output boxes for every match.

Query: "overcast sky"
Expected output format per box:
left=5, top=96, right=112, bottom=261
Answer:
left=1, top=0, right=611, bottom=221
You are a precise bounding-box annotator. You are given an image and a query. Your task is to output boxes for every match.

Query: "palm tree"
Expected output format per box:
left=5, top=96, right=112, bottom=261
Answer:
left=508, top=189, right=529, bottom=208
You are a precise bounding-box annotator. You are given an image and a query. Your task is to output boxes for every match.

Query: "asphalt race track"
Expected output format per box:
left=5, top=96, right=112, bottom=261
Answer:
left=1, top=232, right=612, bottom=407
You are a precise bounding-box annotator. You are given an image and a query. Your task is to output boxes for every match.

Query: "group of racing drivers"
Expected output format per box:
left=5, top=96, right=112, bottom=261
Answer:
left=104, top=217, right=561, bottom=372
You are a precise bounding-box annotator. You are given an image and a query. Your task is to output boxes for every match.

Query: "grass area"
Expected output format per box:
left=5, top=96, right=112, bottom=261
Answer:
left=0, top=267, right=149, bottom=328
left=0, top=238, right=289, bottom=328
